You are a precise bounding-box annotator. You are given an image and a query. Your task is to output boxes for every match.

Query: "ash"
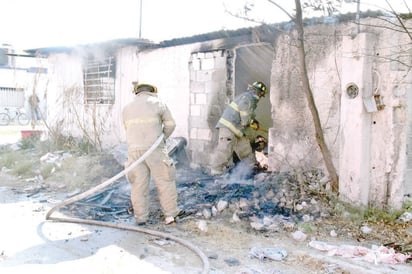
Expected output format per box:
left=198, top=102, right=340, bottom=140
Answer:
left=61, top=138, right=332, bottom=231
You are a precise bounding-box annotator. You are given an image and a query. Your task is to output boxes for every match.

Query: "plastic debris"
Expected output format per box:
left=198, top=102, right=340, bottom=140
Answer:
left=249, top=247, right=288, bottom=261
left=309, top=240, right=412, bottom=264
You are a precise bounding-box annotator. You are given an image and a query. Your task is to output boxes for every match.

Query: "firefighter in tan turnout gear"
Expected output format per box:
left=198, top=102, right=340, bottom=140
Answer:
left=210, top=81, right=268, bottom=176
left=122, top=83, right=179, bottom=225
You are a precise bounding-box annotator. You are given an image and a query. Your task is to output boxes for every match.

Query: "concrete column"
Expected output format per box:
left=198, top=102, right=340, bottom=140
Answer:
left=339, top=33, right=376, bottom=206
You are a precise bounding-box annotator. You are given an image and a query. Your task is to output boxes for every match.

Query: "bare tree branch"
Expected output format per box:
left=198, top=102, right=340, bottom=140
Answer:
left=266, top=0, right=295, bottom=20
left=385, top=0, right=412, bottom=40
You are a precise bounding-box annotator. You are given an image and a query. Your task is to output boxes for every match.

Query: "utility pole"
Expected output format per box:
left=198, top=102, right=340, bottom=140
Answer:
left=356, top=0, right=360, bottom=34
left=139, top=0, right=143, bottom=38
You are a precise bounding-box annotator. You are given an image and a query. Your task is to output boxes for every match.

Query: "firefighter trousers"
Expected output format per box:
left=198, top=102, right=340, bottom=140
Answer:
left=210, top=127, right=256, bottom=174
left=125, top=145, right=178, bottom=222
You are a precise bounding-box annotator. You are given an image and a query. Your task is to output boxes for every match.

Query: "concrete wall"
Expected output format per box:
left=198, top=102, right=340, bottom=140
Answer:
left=269, top=22, right=341, bottom=173
left=268, top=18, right=412, bottom=208
left=135, top=45, right=193, bottom=141
left=42, top=17, right=412, bottom=209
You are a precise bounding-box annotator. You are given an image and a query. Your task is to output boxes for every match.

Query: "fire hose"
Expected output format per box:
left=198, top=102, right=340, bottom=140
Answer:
left=45, top=134, right=210, bottom=274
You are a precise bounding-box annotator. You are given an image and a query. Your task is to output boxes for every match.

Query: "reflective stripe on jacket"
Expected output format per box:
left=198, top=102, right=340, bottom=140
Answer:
left=216, top=91, right=258, bottom=138
left=122, top=91, right=176, bottom=149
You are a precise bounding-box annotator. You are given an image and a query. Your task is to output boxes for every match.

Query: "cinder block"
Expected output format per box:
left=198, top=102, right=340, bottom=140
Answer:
left=197, top=128, right=212, bottom=141
left=205, top=52, right=215, bottom=59
left=195, top=93, right=207, bottom=105
left=191, top=59, right=201, bottom=71
left=190, top=81, right=205, bottom=93
left=201, top=58, right=215, bottom=70
left=190, top=128, right=198, bottom=139
left=196, top=71, right=213, bottom=82
left=211, top=69, right=226, bottom=82
left=214, top=56, right=226, bottom=69
left=190, top=105, right=201, bottom=116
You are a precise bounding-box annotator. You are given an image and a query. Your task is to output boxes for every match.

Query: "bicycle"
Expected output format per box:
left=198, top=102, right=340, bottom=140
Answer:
left=0, top=107, right=30, bottom=126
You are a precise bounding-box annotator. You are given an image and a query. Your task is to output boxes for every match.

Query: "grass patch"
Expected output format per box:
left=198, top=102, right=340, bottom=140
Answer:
left=330, top=199, right=405, bottom=225
left=11, top=159, right=36, bottom=177
left=0, top=151, right=19, bottom=169
left=39, top=162, right=57, bottom=179
left=363, top=207, right=404, bottom=224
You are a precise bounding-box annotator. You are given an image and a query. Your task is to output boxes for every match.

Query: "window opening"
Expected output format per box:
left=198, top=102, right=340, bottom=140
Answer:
left=83, top=56, right=115, bottom=104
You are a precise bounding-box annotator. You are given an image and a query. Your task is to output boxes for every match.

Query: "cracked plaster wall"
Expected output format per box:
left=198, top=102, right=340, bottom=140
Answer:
left=269, top=18, right=412, bottom=208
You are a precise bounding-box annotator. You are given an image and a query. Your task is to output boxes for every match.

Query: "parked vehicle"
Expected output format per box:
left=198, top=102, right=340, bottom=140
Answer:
left=0, top=107, right=29, bottom=126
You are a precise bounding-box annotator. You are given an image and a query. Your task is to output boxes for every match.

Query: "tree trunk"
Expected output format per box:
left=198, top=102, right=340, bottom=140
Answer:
left=294, top=0, right=339, bottom=192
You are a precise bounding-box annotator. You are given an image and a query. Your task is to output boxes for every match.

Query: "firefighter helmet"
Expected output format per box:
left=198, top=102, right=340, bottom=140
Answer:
left=133, top=82, right=158, bottom=94
left=249, top=81, right=267, bottom=98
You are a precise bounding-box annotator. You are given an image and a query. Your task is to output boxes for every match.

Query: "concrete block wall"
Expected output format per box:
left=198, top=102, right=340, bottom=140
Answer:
left=188, top=50, right=228, bottom=168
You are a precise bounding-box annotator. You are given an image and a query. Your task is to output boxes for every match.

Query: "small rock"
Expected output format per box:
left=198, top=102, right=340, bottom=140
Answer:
left=262, top=216, right=273, bottom=226
left=302, top=214, right=312, bottom=222
left=330, top=230, right=337, bottom=237
left=231, top=212, right=240, bottom=222
left=265, top=190, right=275, bottom=199
left=398, top=212, right=412, bottom=223
left=238, top=198, right=249, bottom=209
left=267, top=223, right=280, bottom=232
left=211, top=206, right=218, bottom=216
left=208, top=253, right=218, bottom=260
left=153, top=239, right=172, bottom=246
left=250, top=222, right=265, bottom=231
left=295, top=204, right=304, bottom=211
left=202, top=208, right=212, bottom=219
left=216, top=200, right=228, bottom=212
left=361, top=225, right=372, bottom=234
left=197, top=220, right=208, bottom=232
left=291, top=230, right=307, bottom=241
left=224, top=258, right=240, bottom=266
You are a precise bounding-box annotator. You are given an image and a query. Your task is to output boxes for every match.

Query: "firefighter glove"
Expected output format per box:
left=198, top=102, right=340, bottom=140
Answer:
left=250, top=119, right=260, bottom=131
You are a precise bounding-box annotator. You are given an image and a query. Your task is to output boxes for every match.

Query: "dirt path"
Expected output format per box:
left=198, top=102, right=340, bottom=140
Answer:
left=0, top=143, right=411, bottom=274
left=1, top=173, right=411, bottom=274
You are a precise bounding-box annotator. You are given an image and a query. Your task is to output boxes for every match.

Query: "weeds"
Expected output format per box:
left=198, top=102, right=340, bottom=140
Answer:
left=0, top=151, right=19, bottom=169
left=363, top=207, right=404, bottom=224
left=330, top=199, right=405, bottom=225
left=11, top=159, right=36, bottom=177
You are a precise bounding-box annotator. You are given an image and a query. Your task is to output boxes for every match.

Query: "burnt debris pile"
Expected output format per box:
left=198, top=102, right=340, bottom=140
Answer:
left=60, top=165, right=331, bottom=230
left=175, top=167, right=331, bottom=230
left=59, top=138, right=332, bottom=230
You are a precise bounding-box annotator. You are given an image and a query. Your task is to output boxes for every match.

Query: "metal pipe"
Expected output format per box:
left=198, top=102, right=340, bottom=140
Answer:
left=139, top=0, right=143, bottom=38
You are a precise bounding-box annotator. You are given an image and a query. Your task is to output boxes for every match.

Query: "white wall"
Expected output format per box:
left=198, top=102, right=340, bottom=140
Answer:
left=135, top=45, right=195, bottom=140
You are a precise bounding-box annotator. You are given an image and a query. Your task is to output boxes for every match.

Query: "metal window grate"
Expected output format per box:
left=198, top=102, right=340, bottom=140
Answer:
left=83, top=56, right=115, bottom=104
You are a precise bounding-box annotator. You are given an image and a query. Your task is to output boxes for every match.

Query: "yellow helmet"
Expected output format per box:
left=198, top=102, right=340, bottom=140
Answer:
left=249, top=81, right=267, bottom=98
left=132, top=82, right=158, bottom=94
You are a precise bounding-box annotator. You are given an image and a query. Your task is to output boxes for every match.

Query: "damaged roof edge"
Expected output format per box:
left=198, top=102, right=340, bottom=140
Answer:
left=25, top=38, right=154, bottom=57
left=25, top=10, right=385, bottom=57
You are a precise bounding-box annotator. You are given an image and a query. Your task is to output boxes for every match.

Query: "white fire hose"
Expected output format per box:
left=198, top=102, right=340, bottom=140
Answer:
left=45, top=134, right=210, bottom=274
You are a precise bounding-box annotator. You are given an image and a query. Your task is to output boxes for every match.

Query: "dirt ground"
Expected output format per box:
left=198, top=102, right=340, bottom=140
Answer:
left=1, top=146, right=412, bottom=274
